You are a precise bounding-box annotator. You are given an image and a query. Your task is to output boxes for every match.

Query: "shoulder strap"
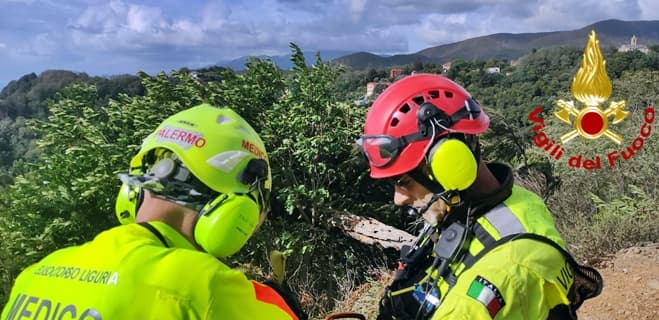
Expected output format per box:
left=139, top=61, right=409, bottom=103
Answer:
left=458, top=232, right=603, bottom=312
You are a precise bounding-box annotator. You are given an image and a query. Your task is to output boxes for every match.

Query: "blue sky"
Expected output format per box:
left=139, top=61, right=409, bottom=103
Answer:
left=1, top=0, right=658, bottom=88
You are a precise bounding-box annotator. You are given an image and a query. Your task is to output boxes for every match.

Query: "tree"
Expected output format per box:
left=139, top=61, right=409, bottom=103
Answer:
left=259, top=44, right=369, bottom=225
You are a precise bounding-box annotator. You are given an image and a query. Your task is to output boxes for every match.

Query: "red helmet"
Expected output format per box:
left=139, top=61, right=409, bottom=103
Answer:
left=359, top=73, right=489, bottom=178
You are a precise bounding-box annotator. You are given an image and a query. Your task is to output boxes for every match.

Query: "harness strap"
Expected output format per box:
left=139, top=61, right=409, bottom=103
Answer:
left=386, top=201, right=603, bottom=319
left=457, top=233, right=603, bottom=319
left=461, top=203, right=525, bottom=268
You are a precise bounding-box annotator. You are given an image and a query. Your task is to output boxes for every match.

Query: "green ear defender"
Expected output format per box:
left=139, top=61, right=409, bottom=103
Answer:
left=194, top=193, right=261, bottom=258
left=194, top=158, right=268, bottom=258
left=115, top=183, right=143, bottom=225
left=427, top=138, right=478, bottom=191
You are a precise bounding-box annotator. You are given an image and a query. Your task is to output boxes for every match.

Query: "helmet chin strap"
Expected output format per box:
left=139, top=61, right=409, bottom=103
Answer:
left=408, top=190, right=463, bottom=217
left=405, top=167, right=464, bottom=219
left=417, top=192, right=443, bottom=216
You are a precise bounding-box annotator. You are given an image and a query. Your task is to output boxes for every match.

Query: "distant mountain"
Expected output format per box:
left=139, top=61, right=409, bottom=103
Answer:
left=332, top=19, right=659, bottom=70
left=217, top=50, right=354, bottom=71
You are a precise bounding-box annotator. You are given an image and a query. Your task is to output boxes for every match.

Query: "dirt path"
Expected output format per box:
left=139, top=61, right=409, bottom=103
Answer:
left=578, top=243, right=659, bottom=320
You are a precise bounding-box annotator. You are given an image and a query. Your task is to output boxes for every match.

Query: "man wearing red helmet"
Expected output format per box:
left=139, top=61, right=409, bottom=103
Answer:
left=357, top=74, right=602, bottom=320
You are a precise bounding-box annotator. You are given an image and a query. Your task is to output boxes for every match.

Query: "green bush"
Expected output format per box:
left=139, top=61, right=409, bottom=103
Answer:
left=587, top=186, right=658, bottom=255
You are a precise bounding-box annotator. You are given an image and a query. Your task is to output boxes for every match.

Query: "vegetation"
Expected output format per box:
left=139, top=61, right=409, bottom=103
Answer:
left=0, top=43, right=657, bottom=318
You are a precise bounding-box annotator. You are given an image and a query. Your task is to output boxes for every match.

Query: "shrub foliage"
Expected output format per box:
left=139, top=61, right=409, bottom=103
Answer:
left=0, top=44, right=657, bottom=317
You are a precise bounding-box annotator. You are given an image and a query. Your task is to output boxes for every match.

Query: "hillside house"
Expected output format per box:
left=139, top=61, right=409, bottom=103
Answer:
left=366, top=82, right=377, bottom=97
left=619, top=35, right=649, bottom=54
left=442, top=62, right=452, bottom=72
left=485, top=67, right=500, bottom=73
left=389, top=68, right=404, bottom=78
left=357, top=81, right=391, bottom=106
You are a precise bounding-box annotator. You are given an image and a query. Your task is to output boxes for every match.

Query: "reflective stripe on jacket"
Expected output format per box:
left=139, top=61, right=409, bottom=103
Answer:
left=431, top=185, right=573, bottom=319
left=1, top=221, right=298, bottom=320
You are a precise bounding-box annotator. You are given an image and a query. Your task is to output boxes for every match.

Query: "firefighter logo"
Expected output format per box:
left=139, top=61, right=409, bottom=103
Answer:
left=554, top=31, right=629, bottom=144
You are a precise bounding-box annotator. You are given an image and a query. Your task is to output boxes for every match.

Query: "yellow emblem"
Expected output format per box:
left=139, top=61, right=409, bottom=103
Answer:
left=555, top=31, right=629, bottom=144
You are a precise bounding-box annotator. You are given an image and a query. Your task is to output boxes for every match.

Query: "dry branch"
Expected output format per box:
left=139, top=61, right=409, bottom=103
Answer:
left=327, top=211, right=415, bottom=251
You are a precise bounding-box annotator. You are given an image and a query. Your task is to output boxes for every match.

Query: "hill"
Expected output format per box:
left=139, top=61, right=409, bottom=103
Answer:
left=333, top=19, right=659, bottom=70
left=0, top=70, right=143, bottom=120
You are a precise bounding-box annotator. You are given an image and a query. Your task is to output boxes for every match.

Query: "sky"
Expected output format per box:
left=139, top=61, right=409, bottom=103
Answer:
left=1, top=0, right=658, bottom=88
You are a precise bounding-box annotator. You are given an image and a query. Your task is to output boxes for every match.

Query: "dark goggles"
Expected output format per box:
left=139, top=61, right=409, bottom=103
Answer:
left=356, top=131, right=429, bottom=168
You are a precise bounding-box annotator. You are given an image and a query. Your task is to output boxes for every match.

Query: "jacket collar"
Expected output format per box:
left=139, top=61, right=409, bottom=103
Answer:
left=138, top=221, right=198, bottom=251
left=444, top=163, right=514, bottom=225
left=468, top=162, right=514, bottom=215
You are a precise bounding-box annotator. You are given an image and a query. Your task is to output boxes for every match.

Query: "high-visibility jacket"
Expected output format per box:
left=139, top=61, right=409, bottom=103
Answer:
left=428, top=164, right=574, bottom=319
left=1, top=221, right=298, bottom=320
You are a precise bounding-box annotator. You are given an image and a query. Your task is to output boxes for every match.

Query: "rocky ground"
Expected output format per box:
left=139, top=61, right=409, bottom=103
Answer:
left=578, top=243, right=658, bottom=320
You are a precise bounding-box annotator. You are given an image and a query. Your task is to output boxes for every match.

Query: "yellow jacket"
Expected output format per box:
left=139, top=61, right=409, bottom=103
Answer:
left=384, top=164, right=579, bottom=320
left=2, top=221, right=298, bottom=320
left=430, top=184, right=573, bottom=319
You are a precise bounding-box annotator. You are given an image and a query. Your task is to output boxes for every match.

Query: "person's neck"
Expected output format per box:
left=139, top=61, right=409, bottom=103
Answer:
left=466, top=161, right=500, bottom=198
left=135, top=193, right=200, bottom=249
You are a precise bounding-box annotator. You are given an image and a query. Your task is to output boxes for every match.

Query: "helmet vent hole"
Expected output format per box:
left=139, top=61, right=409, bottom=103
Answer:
left=217, top=115, right=232, bottom=124
left=428, top=90, right=440, bottom=99
left=390, top=118, right=400, bottom=127
left=399, top=103, right=411, bottom=113
left=236, top=127, right=250, bottom=135
left=412, top=95, right=425, bottom=105
left=444, top=91, right=454, bottom=98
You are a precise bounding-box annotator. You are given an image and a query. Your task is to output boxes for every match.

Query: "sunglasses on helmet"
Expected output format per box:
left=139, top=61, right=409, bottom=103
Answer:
left=356, top=99, right=483, bottom=169
left=356, top=131, right=430, bottom=168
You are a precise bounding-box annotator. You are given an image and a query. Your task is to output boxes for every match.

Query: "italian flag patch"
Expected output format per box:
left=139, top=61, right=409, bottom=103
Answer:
left=467, top=275, right=505, bottom=318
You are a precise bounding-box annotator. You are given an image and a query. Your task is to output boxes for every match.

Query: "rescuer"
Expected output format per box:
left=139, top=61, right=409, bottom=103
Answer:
left=2, top=103, right=306, bottom=319
left=356, top=74, right=602, bottom=320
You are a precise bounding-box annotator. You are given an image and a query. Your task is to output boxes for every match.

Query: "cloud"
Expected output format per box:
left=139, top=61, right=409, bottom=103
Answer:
left=522, top=0, right=641, bottom=31
left=639, top=0, right=659, bottom=20
left=201, top=0, right=230, bottom=31
left=1, top=0, right=36, bottom=3
left=23, top=0, right=653, bottom=63
left=381, top=0, right=511, bottom=14
left=1, top=0, right=658, bottom=88
left=69, top=1, right=187, bottom=49
left=416, top=13, right=481, bottom=46
left=405, top=0, right=651, bottom=49
left=64, top=0, right=251, bottom=56
left=348, top=0, right=368, bottom=22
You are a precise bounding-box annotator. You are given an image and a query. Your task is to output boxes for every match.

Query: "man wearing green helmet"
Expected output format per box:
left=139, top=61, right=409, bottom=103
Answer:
left=1, top=103, right=305, bottom=319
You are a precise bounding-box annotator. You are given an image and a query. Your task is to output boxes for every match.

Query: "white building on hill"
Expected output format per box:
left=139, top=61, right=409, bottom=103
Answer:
left=618, top=35, right=649, bottom=54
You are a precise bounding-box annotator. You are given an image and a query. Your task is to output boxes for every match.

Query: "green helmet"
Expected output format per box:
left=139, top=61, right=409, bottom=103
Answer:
left=130, top=103, right=271, bottom=210
left=117, top=103, right=271, bottom=257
